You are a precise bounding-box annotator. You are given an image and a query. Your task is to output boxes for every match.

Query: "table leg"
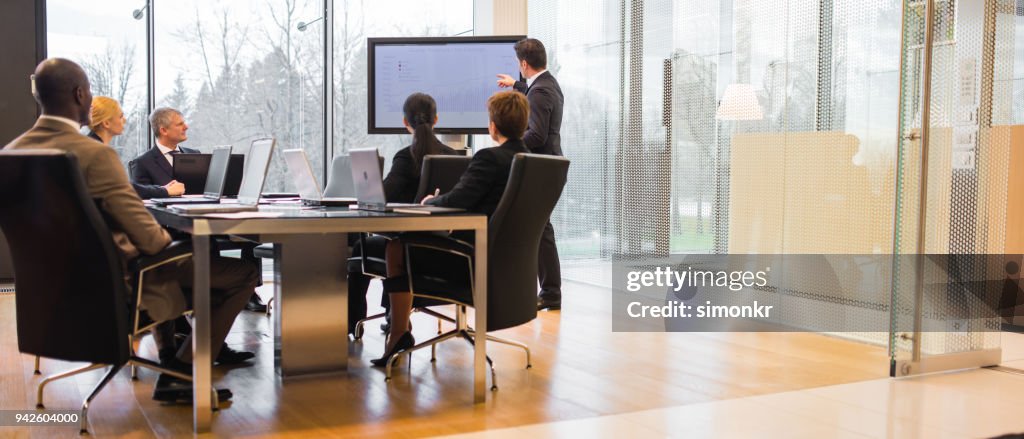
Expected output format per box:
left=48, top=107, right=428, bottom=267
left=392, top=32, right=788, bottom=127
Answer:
left=473, top=224, right=487, bottom=403
left=192, top=235, right=212, bottom=432
left=270, top=234, right=349, bottom=376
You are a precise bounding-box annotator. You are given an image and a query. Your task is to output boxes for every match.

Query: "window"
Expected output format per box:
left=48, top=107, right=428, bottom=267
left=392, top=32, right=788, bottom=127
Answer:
left=332, top=0, right=474, bottom=174
left=154, top=0, right=325, bottom=192
left=46, top=0, right=148, bottom=168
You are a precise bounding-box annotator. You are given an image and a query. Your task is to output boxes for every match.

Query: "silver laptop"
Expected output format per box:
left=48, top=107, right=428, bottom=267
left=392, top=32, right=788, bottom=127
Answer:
left=349, top=148, right=422, bottom=212
left=152, top=146, right=232, bottom=205
left=170, top=138, right=275, bottom=214
left=282, top=149, right=356, bottom=207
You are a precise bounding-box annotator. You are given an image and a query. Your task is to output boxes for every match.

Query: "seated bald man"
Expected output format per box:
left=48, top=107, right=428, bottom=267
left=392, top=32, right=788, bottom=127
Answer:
left=4, top=58, right=257, bottom=403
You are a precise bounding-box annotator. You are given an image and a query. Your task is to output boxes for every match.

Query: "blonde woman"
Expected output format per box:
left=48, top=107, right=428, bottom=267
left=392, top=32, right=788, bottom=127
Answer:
left=88, top=96, right=185, bottom=199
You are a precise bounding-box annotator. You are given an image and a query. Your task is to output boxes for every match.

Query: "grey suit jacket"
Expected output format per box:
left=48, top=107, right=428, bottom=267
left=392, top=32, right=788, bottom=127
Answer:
left=3, top=119, right=187, bottom=321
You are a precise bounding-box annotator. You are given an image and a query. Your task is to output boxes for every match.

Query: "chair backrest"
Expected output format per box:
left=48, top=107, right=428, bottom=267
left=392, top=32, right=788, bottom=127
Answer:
left=0, top=150, right=131, bottom=365
left=324, top=155, right=354, bottom=197
left=324, top=154, right=385, bottom=198
left=414, top=155, right=472, bottom=201
left=487, top=153, right=570, bottom=330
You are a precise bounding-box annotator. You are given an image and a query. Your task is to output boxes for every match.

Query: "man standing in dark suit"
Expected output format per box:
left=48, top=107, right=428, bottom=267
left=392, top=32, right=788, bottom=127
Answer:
left=497, top=38, right=565, bottom=311
left=130, top=107, right=269, bottom=313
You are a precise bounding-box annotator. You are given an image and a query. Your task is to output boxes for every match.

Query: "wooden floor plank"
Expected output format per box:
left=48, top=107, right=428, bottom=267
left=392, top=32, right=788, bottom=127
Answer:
left=0, top=278, right=889, bottom=437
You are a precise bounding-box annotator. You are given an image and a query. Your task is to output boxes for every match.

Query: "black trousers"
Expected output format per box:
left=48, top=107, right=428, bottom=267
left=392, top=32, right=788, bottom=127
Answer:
left=538, top=221, right=561, bottom=300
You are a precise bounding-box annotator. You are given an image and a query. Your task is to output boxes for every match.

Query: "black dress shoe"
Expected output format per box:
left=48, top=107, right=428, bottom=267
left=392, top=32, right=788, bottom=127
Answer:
left=153, top=373, right=233, bottom=403
left=216, top=346, right=255, bottom=365
left=370, top=331, right=415, bottom=367
left=537, top=296, right=561, bottom=311
left=174, top=315, right=192, bottom=338
left=160, top=356, right=193, bottom=376
left=245, top=293, right=268, bottom=312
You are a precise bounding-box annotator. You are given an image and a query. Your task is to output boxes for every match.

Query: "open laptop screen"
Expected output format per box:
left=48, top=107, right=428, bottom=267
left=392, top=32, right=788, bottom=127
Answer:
left=282, top=149, right=322, bottom=201
left=203, top=146, right=233, bottom=198
left=236, top=138, right=276, bottom=205
left=349, top=148, right=386, bottom=210
left=172, top=151, right=244, bottom=196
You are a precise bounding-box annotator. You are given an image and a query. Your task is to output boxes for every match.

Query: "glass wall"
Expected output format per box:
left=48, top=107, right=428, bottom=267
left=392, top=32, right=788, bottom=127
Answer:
left=531, top=0, right=903, bottom=274
left=46, top=0, right=474, bottom=190
left=332, top=0, right=473, bottom=174
left=46, top=0, right=148, bottom=169
left=154, top=0, right=325, bottom=192
left=1014, top=0, right=1024, bottom=123
left=528, top=0, right=620, bottom=276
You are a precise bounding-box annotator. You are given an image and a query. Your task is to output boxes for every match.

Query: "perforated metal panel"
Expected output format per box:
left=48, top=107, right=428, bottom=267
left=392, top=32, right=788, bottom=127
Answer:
left=529, top=0, right=621, bottom=284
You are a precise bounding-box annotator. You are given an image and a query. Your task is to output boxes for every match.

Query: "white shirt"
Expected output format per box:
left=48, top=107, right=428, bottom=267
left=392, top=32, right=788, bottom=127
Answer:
left=155, top=141, right=179, bottom=166
left=38, top=115, right=81, bottom=132
left=525, top=69, right=547, bottom=88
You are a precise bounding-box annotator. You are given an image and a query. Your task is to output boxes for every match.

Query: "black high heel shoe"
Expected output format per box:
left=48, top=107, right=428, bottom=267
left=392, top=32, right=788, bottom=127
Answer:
left=370, top=331, right=414, bottom=367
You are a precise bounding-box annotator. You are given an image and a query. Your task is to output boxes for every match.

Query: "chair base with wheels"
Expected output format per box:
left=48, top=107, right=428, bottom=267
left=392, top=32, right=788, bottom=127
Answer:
left=32, top=241, right=215, bottom=434
left=381, top=303, right=532, bottom=391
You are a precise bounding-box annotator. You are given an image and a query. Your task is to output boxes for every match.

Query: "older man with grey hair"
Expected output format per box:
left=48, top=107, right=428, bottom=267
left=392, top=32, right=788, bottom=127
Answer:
left=129, top=107, right=199, bottom=187
left=130, top=108, right=270, bottom=317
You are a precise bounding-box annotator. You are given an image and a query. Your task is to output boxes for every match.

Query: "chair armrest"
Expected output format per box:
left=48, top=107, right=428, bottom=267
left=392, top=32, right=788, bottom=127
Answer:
left=253, top=243, right=275, bottom=259
left=401, top=233, right=475, bottom=259
left=129, top=240, right=193, bottom=272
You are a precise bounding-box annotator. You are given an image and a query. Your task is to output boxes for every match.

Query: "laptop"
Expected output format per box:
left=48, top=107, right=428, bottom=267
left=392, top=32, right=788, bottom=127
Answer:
left=350, top=148, right=435, bottom=212
left=282, top=149, right=356, bottom=206
left=170, top=138, right=275, bottom=214
left=151, top=146, right=233, bottom=205
left=172, top=150, right=245, bottom=196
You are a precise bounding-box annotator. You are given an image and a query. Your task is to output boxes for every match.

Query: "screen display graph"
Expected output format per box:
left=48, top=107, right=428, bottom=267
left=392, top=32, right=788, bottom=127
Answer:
left=368, top=36, right=524, bottom=134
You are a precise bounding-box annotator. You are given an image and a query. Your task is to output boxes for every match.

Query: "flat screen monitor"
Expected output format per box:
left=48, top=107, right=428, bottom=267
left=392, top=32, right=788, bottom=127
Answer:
left=367, top=35, right=526, bottom=134
left=173, top=152, right=245, bottom=196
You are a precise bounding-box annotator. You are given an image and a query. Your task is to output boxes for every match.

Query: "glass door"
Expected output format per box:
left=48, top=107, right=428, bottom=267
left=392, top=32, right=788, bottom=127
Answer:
left=889, top=0, right=1015, bottom=376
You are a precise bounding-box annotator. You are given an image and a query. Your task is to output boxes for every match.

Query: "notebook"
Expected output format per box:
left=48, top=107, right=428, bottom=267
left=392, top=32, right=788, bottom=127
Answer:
left=151, top=146, right=233, bottom=205
left=170, top=138, right=275, bottom=214
left=170, top=149, right=244, bottom=196
left=282, top=148, right=356, bottom=207
left=349, top=148, right=451, bottom=212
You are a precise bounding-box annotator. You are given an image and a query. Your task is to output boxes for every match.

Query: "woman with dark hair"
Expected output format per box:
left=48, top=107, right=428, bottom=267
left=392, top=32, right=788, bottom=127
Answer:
left=382, top=92, right=456, bottom=202
left=348, top=93, right=457, bottom=338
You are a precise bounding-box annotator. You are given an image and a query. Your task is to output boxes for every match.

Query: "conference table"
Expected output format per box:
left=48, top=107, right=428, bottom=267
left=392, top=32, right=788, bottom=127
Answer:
left=147, top=204, right=489, bottom=433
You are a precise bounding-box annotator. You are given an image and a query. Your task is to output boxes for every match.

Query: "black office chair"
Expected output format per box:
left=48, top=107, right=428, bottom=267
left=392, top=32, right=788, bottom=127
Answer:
left=413, top=155, right=472, bottom=201
left=384, top=153, right=570, bottom=390
left=0, top=150, right=204, bottom=434
left=351, top=154, right=472, bottom=341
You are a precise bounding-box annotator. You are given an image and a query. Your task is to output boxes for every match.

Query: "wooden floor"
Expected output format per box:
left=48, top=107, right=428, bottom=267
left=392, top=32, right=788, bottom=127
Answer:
left=0, top=279, right=889, bottom=438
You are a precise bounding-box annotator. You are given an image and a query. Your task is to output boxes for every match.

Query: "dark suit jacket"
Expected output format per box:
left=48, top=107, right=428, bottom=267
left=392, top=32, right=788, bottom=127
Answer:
left=87, top=131, right=169, bottom=199
left=513, top=71, right=564, bottom=156
left=129, top=143, right=199, bottom=186
left=383, top=138, right=457, bottom=203
left=425, top=138, right=528, bottom=217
